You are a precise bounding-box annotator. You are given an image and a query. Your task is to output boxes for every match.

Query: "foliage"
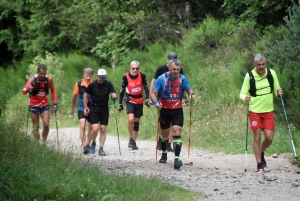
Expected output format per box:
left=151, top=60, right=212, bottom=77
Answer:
left=91, top=20, right=136, bottom=67
left=263, top=0, right=300, bottom=125
left=0, top=0, right=106, bottom=58
left=222, top=0, right=293, bottom=27
left=27, top=52, right=64, bottom=80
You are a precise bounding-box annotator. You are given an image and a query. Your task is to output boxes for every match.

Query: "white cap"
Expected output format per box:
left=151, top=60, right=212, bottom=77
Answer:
left=97, top=69, right=107, bottom=78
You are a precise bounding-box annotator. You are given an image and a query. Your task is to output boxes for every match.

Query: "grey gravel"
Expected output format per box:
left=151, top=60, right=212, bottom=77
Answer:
left=46, top=128, right=300, bottom=201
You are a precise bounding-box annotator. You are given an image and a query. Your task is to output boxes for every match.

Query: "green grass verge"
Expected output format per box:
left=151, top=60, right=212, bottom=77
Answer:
left=0, top=119, right=201, bottom=200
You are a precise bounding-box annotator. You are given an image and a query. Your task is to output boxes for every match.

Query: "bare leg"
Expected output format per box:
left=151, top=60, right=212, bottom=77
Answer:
left=31, top=113, right=40, bottom=140
left=99, top=125, right=107, bottom=147
left=261, top=129, right=274, bottom=153
left=252, top=128, right=262, bottom=163
left=79, top=118, right=87, bottom=146
left=127, top=113, right=134, bottom=139
left=89, top=123, right=99, bottom=145
left=40, top=110, right=50, bottom=142
left=168, top=123, right=173, bottom=144
left=132, top=117, right=140, bottom=141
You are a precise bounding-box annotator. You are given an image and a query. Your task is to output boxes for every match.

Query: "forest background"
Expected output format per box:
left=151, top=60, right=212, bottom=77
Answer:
left=1, top=0, right=300, bottom=200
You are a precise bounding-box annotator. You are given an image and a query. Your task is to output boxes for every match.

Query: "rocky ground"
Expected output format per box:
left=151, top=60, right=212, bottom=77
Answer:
left=47, top=128, right=300, bottom=201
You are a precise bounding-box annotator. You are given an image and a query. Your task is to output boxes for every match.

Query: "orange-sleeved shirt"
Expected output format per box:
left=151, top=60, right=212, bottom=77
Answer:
left=72, top=79, right=92, bottom=111
left=22, top=75, right=57, bottom=107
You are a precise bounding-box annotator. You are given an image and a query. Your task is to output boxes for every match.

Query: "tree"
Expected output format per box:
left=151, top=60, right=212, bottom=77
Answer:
left=264, top=0, right=300, bottom=123
left=222, top=0, right=293, bottom=27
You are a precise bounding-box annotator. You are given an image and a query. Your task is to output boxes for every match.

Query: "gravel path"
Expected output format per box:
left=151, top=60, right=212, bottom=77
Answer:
left=47, top=127, right=300, bottom=201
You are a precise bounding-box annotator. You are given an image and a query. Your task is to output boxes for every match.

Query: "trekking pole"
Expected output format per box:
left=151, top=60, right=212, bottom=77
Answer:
left=54, top=111, right=60, bottom=150
left=156, top=110, right=160, bottom=162
left=113, top=99, right=121, bottom=156
left=244, top=104, right=249, bottom=173
left=26, top=98, right=30, bottom=134
left=279, top=96, right=298, bottom=159
left=188, top=101, right=192, bottom=157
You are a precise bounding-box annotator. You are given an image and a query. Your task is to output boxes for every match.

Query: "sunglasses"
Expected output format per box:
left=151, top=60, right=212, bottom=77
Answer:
left=131, top=68, right=140, bottom=70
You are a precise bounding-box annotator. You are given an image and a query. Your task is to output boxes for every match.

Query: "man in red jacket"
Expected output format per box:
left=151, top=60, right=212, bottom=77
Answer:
left=22, top=64, right=58, bottom=141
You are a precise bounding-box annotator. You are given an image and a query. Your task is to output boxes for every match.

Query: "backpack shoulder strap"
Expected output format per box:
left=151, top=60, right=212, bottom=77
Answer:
left=266, top=68, right=274, bottom=94
left=248, top=70, right=256, bottom=97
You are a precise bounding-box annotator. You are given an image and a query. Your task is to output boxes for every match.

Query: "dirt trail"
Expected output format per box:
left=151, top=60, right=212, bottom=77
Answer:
left=47, top=128, right=300, bottom=201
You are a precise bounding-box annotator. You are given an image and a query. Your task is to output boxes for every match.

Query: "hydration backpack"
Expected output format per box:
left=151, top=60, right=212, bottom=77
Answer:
left=248, top=68, right=274, bottom=97
left=31, top=74, right=49, bottom=95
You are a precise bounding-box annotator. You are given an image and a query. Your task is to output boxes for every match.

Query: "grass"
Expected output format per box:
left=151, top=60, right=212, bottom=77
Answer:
left=0, top=116, right=201, bottom=201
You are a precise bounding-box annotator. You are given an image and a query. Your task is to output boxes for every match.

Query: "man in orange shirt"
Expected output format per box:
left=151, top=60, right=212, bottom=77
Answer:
left=71, top=68, right=93, bottom=154
left=22, top=64, right=58, bottom=142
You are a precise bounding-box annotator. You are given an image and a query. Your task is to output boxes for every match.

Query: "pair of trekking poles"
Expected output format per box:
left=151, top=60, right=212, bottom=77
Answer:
left=155, top=102, right=193, bottom=161
left=244, top=96, right=298, bottom=173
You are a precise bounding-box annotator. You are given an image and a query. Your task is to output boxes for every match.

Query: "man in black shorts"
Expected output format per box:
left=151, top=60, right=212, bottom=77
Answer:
left=70, top=68, right=93, bottom=154
left=149, top=52, right=185, bottom=152
left=118, top=60, right=150, bottom=150
left=150, top=59, right=195, bottom=169
left=83, top=69, right=117, bottom=156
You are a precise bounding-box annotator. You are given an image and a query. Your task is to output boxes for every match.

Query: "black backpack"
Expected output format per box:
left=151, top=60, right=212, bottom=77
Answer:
left=31, top=74, right=49, bottom=95
left=248, top=68, right=274, bottom=97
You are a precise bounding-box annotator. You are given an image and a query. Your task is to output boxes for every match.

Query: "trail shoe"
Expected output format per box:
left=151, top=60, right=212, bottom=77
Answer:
left=131, top=140, right=138, bottom=150
left=261, top=152, right=267, bottom=168
left=166, top=143, right=173, bottom=152
left=83, top=145, right=90, bottom=154
left=261, top=160, right=267, bottom=168
left=89, top=141, right=96, bottom=154
left=128, top=138, right=134, bottom=148
left=174, top=158, right=183, bottom=169
left=159, top=153, right=167, bottom=163
left=98, top=149, right=106, bottom=156
left=157, top=138, right=162, bottom=150
left=257, top=162, right=264, bottom=173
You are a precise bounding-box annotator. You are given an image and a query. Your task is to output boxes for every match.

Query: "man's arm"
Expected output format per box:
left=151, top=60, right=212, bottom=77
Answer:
left=239, top=73, right=250, bottom=102
left=271, top=70, right=283, bottom=96
left=22, top=77, right=34, bottom=94
left=49, top=77, right=58, bottom=111
left=119, top=75, right=127, bottom=105
left=142, top=73, right=149, bottom=100
left=148, top=78, right=156, bottom=105
left=71, top=83, right=78, bottom=115
left=109, top=82, right=117, bottom=99
left=83, top=92, right=89, bottom=115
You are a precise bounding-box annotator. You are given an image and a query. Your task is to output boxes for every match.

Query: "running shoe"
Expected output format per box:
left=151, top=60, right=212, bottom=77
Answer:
left=128, top=138, right=134, bottom=148
left=131, top=140, right=138, bottom=150
left=83, top=145, right=90, bottom=154
left=98, top=149, right=106, bottom=156
left=159, top=153, right=167, bottom=163
left=174, top=158, right=183, bottom=169
left=257, top=162, right=264, bottom=173
left=90, top=141, right=96, bottom=154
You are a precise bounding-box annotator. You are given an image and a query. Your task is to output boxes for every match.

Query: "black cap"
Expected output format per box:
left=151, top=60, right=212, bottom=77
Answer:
left=167, top=52, right=177, bottom=60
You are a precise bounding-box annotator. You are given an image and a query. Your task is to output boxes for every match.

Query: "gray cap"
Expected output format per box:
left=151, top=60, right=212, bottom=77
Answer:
left=167, top=52, right=177, bottom=60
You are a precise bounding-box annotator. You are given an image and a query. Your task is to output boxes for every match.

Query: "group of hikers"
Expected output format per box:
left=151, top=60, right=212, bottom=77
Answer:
left=22, top=53, right=282, bottom=172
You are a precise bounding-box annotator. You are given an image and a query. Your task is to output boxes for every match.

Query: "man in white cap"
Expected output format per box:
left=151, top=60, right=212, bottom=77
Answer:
left=83, top=69, right=117, bottom=156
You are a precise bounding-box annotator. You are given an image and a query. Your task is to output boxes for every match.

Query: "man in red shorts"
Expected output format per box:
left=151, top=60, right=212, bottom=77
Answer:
left=22, top=64, right=58, bottom=142
left=240, top=54, right=283, bottom=172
